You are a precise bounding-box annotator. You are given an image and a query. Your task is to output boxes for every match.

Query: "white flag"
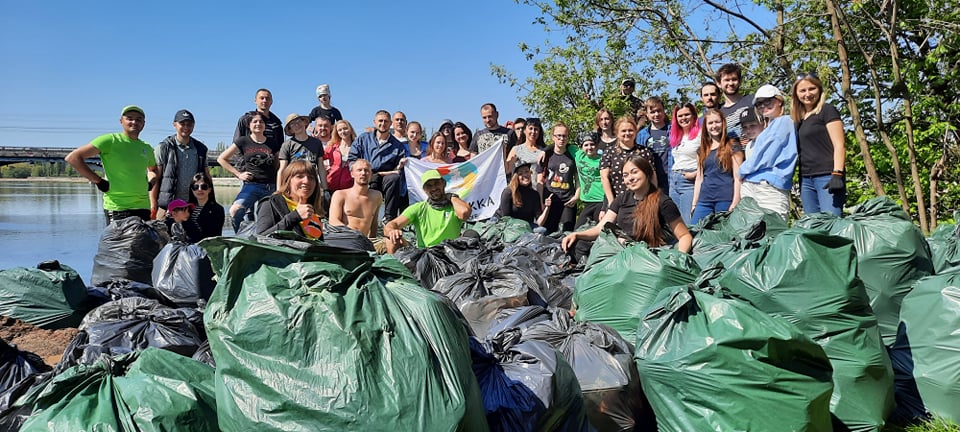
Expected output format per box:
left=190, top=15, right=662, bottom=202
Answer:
left=404, top=146, right=507, bottom=221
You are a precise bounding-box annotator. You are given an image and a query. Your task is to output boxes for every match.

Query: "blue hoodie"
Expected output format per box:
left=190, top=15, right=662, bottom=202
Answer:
left=738, top=116, right=797, bottom=191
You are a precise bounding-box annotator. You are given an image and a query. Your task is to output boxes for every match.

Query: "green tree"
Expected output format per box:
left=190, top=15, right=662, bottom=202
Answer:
left=499, top=0, right=960, bottom=228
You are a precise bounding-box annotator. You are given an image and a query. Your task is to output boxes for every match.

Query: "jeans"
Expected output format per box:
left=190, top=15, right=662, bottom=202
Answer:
left=800, top=175, right=844, bottom=216
left=691, top=200, right=733, bottom=225
left=668, top=170, right=695, bottom=225
left=231, top=182, right=275, bottom=232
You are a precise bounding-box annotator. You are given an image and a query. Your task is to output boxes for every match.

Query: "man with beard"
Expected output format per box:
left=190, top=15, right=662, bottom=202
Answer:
left=701, top=82, right=720, bottom=112
left=716, top=64, right=754, bottom=144
left=348, top=110, right=408, bottom=221
left=383, top=170, right=471, bottom=253
left=329, top=159, right=383, bottom=238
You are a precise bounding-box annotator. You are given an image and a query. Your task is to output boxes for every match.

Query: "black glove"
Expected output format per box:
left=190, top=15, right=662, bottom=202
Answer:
left=95, top=178, right=110, bottom=193
left=824, top=175, right=845, bottom=193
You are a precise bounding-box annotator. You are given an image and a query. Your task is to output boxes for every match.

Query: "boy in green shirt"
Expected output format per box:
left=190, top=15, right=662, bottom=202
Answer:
left=384, top=170, right=472, bottom=253
left=571, top=132, right=603, bottom=228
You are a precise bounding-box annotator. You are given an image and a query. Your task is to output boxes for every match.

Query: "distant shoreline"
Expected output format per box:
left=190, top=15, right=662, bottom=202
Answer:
left=0, top=177, right=240, bottom=186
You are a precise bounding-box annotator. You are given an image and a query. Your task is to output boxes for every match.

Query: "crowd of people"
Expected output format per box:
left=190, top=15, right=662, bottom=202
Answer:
left=64, top=63, right=847, bottom=257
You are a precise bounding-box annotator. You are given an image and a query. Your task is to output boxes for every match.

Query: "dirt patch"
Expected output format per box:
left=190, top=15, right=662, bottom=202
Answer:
left=1, top=315, right=79, bottom=366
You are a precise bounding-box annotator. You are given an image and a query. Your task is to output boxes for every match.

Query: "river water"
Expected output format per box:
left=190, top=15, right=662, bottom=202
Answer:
left=0, top=179, right=238, bottom=284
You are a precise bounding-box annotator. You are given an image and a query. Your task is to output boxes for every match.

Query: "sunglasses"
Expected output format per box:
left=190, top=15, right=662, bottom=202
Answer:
left=191, top=184, right=210, bottom=191
left=796, top=72, right=819, bottom=81
left=755, top=99, right=777, bottom=109
left=525, top=117, right=541, bottom=126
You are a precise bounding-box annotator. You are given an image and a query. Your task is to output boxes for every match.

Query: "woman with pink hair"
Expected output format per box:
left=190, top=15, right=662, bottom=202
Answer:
left=667, top=103, right=700, bottom=223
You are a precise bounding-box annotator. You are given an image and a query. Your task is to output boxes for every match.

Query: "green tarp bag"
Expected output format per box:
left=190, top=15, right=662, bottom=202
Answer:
left=888, top=272, right=960, bottom=424
left=690, top=196, right=788, bottom=248
left=794, top=197, right=934, bottom=345
left=926, top=217, right=960, bottom=273
left=469, top=216, right=533, bottom=244
left=573, top=242, right=700, bottom=342
left=0, top=260, right=89, bottom=329
left=634, top=283, right=835, bottom=432
left=201, top=236, right=488, bottom=432
left=18, top=348, right=217, bottom=432
left=718, top=229, right=894, bottom=431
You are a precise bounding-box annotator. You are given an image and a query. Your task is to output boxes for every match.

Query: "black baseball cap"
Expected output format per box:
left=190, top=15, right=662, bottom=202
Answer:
left=739, top=107, right=760, bottom=126
left=174, top=109, right=195, bottom=123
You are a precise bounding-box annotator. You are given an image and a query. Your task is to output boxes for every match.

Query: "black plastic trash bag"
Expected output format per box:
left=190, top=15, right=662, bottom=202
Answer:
left=151, top=241, right=216, bottom=306
left=471, top=336, right=590, bottom=432
left=503, top=233, right=572, bottom=277
left=635, top=284, right=835, bottom=432
left=322, top=223, right=376, bottom=251
left=395, top=245, right=462, bottom=290
left=718, top=229, right=895, bottom=431
left=794, top=197, right=935, bottom=345
left=16, top=348, right=218, bottom=432
left=574, top=242, right=701, bottom=342
left=521, top=308, right=650, bottom=432
left=0, top=260, right=89, bottom=329
left=485, top=306, right=551, bottom=343
left=442, top=235, right=491, bottom=267
left=92, top=217, right=167, bottom=286
left=0, top=371, right=52, bottom=431
left=191, top=340, right=215, bottom=367
left=200, top=236, right=488, bottom=431
left=56, top=297, right=204, bottom=371
left=0, top=340, right=50, bottom=395
left=888, top=272, right=960, bottom=424
left=434, top=263, right=549, bottom=338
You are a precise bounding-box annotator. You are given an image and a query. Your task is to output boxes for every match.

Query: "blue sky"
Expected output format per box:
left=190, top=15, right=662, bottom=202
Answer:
left=0, top=1, right=547, bottom=149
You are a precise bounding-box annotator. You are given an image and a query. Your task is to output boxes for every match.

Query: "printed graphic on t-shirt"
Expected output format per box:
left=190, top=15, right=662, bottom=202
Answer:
left=475, top=133, right=505, bottom=153
left=548, top=162, right=573, bottom=191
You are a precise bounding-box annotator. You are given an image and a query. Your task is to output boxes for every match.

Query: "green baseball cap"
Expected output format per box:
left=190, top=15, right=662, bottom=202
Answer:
left=121, top=105, right=145, bottom=117
left=420, top=170, right=443, bottom=186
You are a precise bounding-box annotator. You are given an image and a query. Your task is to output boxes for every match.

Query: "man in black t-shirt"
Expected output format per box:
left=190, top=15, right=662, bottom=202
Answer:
left=539, top=123, right=578, bottom=234
left=233, top=88, right=284, bottom=153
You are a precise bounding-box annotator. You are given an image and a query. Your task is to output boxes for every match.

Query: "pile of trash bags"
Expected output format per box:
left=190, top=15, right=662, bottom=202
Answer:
left=1, top=199, right=959, bottom=430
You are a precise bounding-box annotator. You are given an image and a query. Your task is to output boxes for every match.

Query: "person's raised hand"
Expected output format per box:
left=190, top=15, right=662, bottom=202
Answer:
left=296, top=195, right=314, bottom=220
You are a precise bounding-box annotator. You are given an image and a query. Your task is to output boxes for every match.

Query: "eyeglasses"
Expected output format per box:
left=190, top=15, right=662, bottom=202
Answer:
left=796, top=72, right=819, bottom=81
left=755, top=99, right=777, bottom=109
left=191, top=184, right=210, bottom=191
left=552, top=134, right=568, bottom=139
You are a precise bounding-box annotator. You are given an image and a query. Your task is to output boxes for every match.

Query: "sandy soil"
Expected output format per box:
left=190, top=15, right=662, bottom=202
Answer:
left=1, top=316, right=79, bottom=367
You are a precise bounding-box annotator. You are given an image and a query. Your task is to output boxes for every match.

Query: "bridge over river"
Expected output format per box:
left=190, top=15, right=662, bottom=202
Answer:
left=0, top=146, right=223, bottom=167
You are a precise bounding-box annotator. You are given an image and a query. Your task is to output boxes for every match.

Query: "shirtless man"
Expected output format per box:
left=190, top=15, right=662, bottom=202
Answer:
left=328, top=159, right=383, bottom=237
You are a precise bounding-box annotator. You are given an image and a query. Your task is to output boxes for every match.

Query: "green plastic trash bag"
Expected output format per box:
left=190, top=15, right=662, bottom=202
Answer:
left=718, top=229, right=894, bottom=431
left=690, top=196, right=788, bottom=248
left=635, top=284, right=835, bottom=432
left=468, top=216, right=533, bottom=244
left=0, top=260, right=89, bottom=329
left=581, top=223, right=632, bottom=268
left=18, top=348, right=217, bottom=432
left=927, top=219, right=960, bottom=273
left=794, top=197, right=934, bottom=345
left=574, top=243, right=700, bottom=342
left=201, top=236, right=489, bottom=432
left=888, top=272, right=960, bottom=424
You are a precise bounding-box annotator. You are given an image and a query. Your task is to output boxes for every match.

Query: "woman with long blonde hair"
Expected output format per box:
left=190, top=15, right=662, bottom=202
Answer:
left=791, top=73, right=846, bottom=216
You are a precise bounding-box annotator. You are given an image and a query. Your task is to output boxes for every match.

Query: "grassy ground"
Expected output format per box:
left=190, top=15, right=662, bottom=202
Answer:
left=884, top=418, right=960, bottom=432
